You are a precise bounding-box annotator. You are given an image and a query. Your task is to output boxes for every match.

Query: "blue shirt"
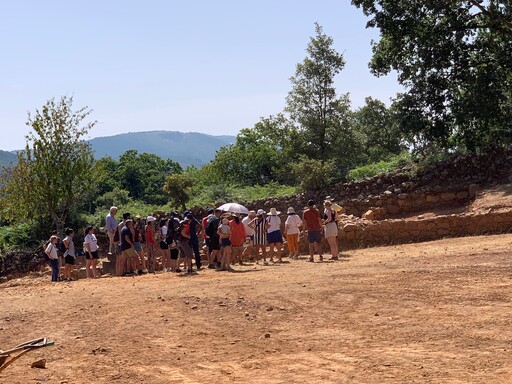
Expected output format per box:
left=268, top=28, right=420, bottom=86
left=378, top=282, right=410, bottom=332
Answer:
left=106, top=213, right=118, bottom=232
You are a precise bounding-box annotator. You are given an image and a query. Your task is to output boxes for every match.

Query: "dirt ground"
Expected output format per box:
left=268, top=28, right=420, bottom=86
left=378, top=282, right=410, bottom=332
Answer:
left=2, top=234, right=512, bottom=384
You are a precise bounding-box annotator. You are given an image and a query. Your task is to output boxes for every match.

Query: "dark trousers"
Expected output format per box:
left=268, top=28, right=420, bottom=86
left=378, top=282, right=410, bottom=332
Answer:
left=190, top=238, right=201, bottom=268
left=49, top=258, right=59, bottom=282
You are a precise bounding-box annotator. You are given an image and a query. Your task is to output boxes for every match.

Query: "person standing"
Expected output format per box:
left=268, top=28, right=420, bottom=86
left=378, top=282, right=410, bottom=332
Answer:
left=105, top=206, right=118, bottom=255
left=145, top=216, right=157, bottom=273
left=266, top=208, right=284, bottom=263
left=253, top=209, right=268, bottom=265
left=202, top=209, right=214, bottom=262
left=62, top=228, right=76, bottom=281
left=217, top=217, right=232, bottom=271
left=178, top=217, right=194, bottom=274
left=229, top=214, right=246, bottom=265
left=284, top=207, right=303, bottom=259
left=302, top=200, right=324, bottom=262
left=185, top=212, right=203, bottom=270
left=242, top=210, right=256, bottom=262
left=159, top=219, right=170, bottom=272
left=84, top=226, right=99, bottom=278
left=323, top=200, right=339, bottom=260
left=206, top=209, right=222, bottom=269
left=120, top=219, right=139, bottom=275
left=45, top=235, right=60, bottom=282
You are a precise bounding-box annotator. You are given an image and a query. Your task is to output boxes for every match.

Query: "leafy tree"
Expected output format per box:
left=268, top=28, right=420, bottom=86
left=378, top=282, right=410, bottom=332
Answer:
left=285, top=23, right=359, bottom=168
left=351, top=0, right=512, bottom=152
left=115, top=150, right=182, bottom=205
left=0, top=96, right=96, bottom=235
left=163, top=173, right=193, bottom=211
left=290, top=156, right=336, bottom=192
left=352, top=97, right=406, bottom=162
left=210, top=116, right=291, bottom=186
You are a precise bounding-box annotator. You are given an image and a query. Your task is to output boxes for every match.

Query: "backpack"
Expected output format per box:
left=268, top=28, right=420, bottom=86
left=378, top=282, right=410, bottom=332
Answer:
left=57, top=239, right=67, bottom=254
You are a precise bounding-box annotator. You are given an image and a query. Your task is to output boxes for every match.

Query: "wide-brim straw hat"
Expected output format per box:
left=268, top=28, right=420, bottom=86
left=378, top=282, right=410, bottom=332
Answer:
left=269, top=207, right=281, bottom=216
left=287, top=207, right=296, bottom=214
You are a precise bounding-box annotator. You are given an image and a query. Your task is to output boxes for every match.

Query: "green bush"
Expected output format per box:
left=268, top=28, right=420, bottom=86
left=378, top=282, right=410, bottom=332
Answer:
left=347, top=152, right=412, bottom=181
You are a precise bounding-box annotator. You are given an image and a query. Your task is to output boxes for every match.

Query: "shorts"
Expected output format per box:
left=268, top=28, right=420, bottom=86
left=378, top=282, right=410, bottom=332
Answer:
left=122, top=248, right=137, bottom=259
left=209, top=236, right=220, bottom=251
left=170, top=248, right=179, bottom=260
left=134, top=242, right=143, bottom=252
left=221, top=238, right=231, bottom=247
left=267, top=230, right=283, bottom=244
left=307, top=230, right=322, bottom=244
left=324, top=222, right=338, bottom=238
left=64, top=255, right=75, bottom=265
left=85, top=250, right=99, bottom=260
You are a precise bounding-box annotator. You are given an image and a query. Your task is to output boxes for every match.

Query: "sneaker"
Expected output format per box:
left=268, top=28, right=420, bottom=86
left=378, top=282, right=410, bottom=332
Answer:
left=142, top=269, right=149, bottom=273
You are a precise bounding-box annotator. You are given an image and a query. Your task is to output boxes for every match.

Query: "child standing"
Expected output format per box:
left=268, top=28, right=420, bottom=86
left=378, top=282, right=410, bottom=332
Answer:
left=63, top=228, right=76, bottom=281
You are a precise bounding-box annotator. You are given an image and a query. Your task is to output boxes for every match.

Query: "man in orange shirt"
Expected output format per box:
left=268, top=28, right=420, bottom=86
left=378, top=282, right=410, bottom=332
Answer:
left=302, top=200, right=324, bottom=262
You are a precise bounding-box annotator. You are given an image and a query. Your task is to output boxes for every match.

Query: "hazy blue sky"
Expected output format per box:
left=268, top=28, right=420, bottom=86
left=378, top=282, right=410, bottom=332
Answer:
left=0, top=0, right=400, bottom=150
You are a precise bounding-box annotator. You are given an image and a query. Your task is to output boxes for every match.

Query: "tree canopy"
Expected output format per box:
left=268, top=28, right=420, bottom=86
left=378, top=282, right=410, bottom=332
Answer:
left=0, top=96, right=96, bottom=234
left=351, top=0, right=512, bottom=152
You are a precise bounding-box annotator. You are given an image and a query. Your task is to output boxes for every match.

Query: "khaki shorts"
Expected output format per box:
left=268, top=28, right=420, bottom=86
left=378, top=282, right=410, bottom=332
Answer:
left=122, top=248, right=137, bottom=259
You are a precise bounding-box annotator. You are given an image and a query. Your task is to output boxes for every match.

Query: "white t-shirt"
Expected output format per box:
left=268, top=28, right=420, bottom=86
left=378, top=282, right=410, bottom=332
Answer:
left=285, top=215, right=303, bottom=235
left=84, top=233, right=99, bottom=252
left=242, top=217, right=254, bottom=237
left=160, top=225, right=168, bottom=240
left=266, top=215, right=281, bottom=233
left=45, top=242, right=58, bottom=260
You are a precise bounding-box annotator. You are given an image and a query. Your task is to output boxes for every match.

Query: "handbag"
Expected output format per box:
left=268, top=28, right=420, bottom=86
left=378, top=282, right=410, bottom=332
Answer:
left=159, top=240, right=169, bottom=250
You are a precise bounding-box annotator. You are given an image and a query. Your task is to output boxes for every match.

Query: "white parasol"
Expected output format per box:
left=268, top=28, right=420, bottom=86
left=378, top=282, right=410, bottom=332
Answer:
left=216, top=203, right=250, bottom=215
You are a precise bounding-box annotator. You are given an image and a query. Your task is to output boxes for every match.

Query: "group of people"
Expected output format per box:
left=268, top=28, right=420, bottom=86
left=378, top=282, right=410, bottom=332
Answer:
left=45, top=198, right=340, bottom=281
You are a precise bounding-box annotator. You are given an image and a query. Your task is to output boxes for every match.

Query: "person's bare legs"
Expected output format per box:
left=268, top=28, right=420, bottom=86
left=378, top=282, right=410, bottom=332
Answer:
left=221, top=246, right=232, bottom=270
left=91, top=259, right=98, bottom=278
left=275, top=242, right=283, bottom=262
left=161, top=249, right=170, bottom=272
left=268, top=244, right=275, bottom=263
left=327, top=236, right=338, bottom=259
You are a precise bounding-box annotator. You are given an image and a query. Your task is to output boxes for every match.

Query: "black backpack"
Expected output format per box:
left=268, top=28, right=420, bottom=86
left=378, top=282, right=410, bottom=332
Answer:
left=57, top=239, right=67, bottom=254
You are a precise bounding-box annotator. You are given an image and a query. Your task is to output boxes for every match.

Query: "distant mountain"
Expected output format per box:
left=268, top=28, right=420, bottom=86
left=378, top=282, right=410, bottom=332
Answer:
left=89, top=131, right=236, bottom=167
left=0, top=150, right=17, bottom=168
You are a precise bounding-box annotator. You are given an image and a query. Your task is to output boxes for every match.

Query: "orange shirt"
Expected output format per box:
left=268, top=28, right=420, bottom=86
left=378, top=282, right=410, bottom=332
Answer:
left=303, top=208, right=322, bottom=231
left=229, top=220, right=246, bottom=247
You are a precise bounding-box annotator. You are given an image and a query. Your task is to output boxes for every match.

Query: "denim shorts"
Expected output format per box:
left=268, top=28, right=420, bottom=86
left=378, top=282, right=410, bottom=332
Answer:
left=307, top=230, right=322, bottom=244
left=134, top=242, right=143, bottom=252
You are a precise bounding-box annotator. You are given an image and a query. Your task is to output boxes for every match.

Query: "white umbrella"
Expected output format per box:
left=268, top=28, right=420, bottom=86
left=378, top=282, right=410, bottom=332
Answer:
left=216, top=203, right=250, bottom=215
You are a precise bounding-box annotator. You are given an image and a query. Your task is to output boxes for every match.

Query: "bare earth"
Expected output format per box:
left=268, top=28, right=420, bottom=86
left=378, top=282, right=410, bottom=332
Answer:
left=2, top=234, right=512, bottom=384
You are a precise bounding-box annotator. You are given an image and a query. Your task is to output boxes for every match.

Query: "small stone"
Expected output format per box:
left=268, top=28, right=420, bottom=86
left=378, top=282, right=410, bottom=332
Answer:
left=374, top=313, right=379, bottom=316
left=184, top=300, right=189, bottom=305
left=245, top=312, right=250, bottom=317
left=191, top=305, right=198, bottom=309
left=264, top=333, right=271, bottom=338
left=31, top=359, right=46, bottom=369
left=278, top=307, right=285, bottom=311
left=266, top=306, right=273, bottom=312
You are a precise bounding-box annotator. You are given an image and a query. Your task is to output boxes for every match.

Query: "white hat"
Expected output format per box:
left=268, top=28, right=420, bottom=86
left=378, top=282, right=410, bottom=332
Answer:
left=269, top=207, right=281, bottom=216
left=257, top=209, right=265, bottom=215
left=287, top=207, right=295, bottom=214
left=146, top=215, right=156, bottom=222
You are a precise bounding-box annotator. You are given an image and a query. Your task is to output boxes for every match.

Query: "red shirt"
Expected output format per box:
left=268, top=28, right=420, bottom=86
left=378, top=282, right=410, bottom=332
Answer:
left=303, top=208, right=322, bottom=231
left=145, top=225, right=155, bottom=244
left=229, top=220, right=246, bottom=247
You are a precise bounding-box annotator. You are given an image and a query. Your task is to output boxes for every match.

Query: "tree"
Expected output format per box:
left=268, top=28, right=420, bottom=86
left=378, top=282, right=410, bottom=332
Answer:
left=115, top=150, right=182, bottom=205
left=285, top=23, right=363, bottom=177
left=351, top=0, right=512, bottom=152
left=163, top=173, right=193, bottom=211
left=351, top=97, right=406, bottom=163
left=0, top=96, right=96, bottom=235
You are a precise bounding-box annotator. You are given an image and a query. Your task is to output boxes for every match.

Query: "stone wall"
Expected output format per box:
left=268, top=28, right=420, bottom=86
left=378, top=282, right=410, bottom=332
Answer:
left=336, top=209, right=512, bottom=249
left=247, top=147, right=512, bottom=218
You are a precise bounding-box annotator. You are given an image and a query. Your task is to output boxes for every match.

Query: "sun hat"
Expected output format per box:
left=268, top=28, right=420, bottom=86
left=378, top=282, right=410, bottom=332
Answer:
left=269, top=207, right=281, bottom=216
left=324, top=200, right=333, bottom=206
left=146, top=215, right=156, bottom=222
left=287, top=207, right=296, bottom=214
left=249, top=210, right=257, bottom=217
left=135, top=214, right=142, bottom=219
left=110, top=206, right=118, bottom=213
left=257, top=209, right=265, bottom=215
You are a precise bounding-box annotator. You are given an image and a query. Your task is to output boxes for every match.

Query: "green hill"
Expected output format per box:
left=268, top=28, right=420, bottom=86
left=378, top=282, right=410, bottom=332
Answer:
left=0, top=150, right=17, bottom=168
left=89, top=131, right=235, bottom=167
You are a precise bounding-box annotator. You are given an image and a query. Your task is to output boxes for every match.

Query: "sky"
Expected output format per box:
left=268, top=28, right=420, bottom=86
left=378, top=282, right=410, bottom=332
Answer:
left=0, top=0, right=401, bottom=151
